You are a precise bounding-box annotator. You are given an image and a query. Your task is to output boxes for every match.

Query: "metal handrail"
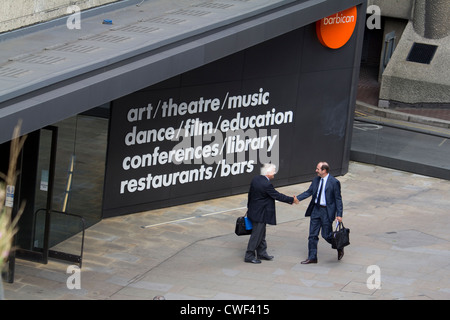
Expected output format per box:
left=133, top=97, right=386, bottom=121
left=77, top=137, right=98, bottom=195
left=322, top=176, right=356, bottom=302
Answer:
left=31, top=208, right=86, bottom=267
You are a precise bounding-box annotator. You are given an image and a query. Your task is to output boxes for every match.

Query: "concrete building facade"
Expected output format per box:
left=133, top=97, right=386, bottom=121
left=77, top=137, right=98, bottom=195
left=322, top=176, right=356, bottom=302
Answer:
left=365, top=0, right=450, bottom=107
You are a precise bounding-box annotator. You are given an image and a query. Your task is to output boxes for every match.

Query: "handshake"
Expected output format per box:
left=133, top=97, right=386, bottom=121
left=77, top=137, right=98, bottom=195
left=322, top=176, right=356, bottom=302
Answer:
left=292, top=196, right=300, bottom=205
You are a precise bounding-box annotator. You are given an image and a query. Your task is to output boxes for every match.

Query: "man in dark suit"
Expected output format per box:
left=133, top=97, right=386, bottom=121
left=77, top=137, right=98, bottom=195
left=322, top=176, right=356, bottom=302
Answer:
left=245, top=163, right=298, bottom=264
left=296, top=162, right=344, bottom=264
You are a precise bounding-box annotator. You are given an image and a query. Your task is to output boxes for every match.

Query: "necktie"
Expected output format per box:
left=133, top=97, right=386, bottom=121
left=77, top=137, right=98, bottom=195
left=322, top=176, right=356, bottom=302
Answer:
left=316, top=178, right=323, bottom=204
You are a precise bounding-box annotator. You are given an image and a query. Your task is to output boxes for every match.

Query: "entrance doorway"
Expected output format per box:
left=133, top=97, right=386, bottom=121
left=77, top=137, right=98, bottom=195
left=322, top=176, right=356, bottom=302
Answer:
left=2, top=109, right=108, bottom=282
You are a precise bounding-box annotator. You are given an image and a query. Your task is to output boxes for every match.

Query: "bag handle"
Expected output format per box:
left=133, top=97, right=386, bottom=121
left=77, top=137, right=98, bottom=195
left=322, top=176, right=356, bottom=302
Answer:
left=335, top=221, right=344, bottom=231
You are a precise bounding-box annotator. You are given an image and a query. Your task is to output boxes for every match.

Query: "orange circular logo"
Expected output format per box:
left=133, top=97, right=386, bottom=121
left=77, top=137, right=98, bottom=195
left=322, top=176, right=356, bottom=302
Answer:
left=316, top=6, right=357, bottom=49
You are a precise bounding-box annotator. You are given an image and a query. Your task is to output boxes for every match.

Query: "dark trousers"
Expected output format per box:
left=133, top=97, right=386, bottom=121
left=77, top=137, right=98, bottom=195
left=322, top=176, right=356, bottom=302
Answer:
left=308, top=205, right=333, bottom=260
left=245, top=221, right=267, bottom=260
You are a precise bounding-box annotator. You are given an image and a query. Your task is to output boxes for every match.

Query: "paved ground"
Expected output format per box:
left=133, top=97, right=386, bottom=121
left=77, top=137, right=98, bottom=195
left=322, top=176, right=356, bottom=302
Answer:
left=357, top=65, right=450, bottom=125
left=3, top=161, right=450, bottom=300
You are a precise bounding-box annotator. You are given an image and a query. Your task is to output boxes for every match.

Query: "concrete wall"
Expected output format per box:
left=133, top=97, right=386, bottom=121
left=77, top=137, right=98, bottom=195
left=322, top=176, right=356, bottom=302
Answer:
left=0, top=0, right=119, bottom=33
left=413, top=0, right=450, bottom=39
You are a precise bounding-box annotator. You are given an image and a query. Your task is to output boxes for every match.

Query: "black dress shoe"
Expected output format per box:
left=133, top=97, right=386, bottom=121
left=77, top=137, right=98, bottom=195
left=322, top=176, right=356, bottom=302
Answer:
left=258, top=255, right=274, bottom=261
left=337, top=248, right=344, bottom=260
left=301, top=259, right=317, bottom=264
left=245, top=258, right=261, bottom=264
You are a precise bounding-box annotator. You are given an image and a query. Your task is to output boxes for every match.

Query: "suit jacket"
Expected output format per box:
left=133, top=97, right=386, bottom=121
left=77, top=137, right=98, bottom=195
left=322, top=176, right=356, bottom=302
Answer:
left=297, top=174, right=343, bottom=222
left=247, top=175, right=294, bottom=225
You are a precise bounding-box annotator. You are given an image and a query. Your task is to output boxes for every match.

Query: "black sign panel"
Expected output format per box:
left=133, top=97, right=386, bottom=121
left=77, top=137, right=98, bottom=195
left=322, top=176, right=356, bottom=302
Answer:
left=103, top=25, right=357, bottom=217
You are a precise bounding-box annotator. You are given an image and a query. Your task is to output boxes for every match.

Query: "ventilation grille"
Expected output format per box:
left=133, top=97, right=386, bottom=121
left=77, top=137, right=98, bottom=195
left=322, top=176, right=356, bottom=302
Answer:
left=83, top=34, right=131, bottom=43
left=406, top=42, right=438, bottom=64
left=0, top=66, right=30, bottom=78
left=114, top=25, right=160, bottom=34
left=11, top=54, right=65, bottom=65
left=193, top=2, right=234, bottom=9
left=169, top=9, right=210, bottom=17
left=50, top=44, right=101, bottom=54
left=146, top=17, right=185, bottom=25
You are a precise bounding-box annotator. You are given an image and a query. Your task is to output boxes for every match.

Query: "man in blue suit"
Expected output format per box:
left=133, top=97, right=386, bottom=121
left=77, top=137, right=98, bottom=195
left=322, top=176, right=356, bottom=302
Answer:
left=245, top=163, right=298, bottom=264
left=296, top=162, right=344, bottom=264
